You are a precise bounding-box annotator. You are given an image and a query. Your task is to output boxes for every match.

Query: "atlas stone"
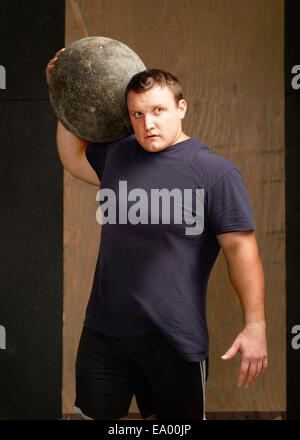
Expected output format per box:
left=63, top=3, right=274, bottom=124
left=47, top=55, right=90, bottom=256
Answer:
left=48, top=36, right=146, bottom=143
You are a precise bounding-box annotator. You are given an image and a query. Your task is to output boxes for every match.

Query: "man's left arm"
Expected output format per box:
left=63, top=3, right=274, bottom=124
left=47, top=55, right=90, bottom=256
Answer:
left=216, top=230, right=268, bottom=388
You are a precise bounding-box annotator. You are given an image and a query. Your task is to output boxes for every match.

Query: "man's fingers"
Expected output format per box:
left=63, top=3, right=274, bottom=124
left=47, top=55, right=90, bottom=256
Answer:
left=237, top=359, right=250, bottom=386
left=55, top=48, right=65, bottom=57
left=255, top=360, right=264, bottom=377
left=238, top=356, right=267, bottom=387
left=254, top=356, right=268, bottom=378
left=221, top=343, right=239, bottom=360
left=243, top=361, right=258, bottom=387
left=46, top=49, right=65, bottom=84
left=263, top=356, right=268, bottom=371
left=48, top=49, right=65, bottom=67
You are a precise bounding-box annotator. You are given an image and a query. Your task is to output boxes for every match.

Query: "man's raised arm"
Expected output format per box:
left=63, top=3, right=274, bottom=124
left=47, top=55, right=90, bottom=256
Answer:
left=46, top=49, right=100, bottom=187
left=56, top=121, right=100, bottom=186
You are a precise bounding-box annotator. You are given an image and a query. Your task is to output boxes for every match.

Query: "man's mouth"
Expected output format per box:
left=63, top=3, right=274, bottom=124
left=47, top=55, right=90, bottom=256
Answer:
left=145, top=134, right=158, bottom=139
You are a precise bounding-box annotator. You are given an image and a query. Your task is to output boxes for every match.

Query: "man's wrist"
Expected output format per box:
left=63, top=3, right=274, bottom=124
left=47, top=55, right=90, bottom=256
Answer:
left=244, top=321, right=266, bottom=330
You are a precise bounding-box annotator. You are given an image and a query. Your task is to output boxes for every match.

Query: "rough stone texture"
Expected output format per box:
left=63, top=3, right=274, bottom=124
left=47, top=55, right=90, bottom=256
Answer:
left=48, top=36, right=146, bottom=142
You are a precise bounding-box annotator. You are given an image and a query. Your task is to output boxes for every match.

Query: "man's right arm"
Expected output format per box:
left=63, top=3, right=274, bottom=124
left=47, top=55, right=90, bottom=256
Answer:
left=47, top=49, right=100, bottom=186
left=56, top=121, right=100, bottom=186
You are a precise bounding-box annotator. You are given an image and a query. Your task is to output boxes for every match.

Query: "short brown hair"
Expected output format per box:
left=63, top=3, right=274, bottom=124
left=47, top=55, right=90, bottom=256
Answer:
left=125, top=69, right=183, bottom=105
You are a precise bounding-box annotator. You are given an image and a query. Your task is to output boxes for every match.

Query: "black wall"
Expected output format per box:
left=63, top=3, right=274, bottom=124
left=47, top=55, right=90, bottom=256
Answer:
left=0, top=1, right=64, bottom=419
left=285, top=0, right=300, bottom=421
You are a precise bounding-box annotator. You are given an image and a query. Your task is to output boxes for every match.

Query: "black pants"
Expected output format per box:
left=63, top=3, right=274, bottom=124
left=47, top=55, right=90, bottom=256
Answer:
left=75, top=325, right=209, bottom=420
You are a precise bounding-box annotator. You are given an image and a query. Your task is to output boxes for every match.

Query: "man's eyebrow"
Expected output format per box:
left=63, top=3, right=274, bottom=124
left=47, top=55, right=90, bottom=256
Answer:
left=137, top=104, right=165, bottom=110
left=129, top=104, right=166, bottom=113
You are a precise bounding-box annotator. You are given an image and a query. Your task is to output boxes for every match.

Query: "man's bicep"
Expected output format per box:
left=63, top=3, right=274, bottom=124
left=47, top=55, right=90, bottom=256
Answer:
left=216, top=230, right=256, bottom=256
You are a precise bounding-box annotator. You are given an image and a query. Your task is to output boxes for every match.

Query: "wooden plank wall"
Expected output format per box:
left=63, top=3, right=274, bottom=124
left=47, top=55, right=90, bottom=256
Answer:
left=63, top=0, right=285, bottom=415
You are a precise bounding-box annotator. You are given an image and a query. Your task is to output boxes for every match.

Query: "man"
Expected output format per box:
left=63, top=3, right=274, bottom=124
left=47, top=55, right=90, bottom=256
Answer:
left=46, top=51, right=267, bottom=421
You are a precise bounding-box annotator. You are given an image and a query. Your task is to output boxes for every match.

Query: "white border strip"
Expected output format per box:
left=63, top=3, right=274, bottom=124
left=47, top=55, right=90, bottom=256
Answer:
left=199, top=360, right=207, bottom=420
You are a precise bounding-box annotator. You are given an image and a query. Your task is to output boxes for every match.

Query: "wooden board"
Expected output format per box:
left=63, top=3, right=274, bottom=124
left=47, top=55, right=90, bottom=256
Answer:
left=63, top=0, right=285, bottom=414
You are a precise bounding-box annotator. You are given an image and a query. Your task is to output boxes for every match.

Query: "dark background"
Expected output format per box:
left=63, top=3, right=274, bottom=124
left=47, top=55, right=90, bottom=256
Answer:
left=0, top=1, right=64, bottom=419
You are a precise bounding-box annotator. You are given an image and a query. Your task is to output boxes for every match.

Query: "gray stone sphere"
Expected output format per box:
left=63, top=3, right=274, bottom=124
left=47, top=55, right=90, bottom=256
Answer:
left=48, top=36, right=146, bottom=142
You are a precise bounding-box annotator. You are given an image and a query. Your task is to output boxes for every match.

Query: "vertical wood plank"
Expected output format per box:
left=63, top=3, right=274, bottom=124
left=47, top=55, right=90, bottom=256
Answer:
left=63, top=0, right=285, bottom=414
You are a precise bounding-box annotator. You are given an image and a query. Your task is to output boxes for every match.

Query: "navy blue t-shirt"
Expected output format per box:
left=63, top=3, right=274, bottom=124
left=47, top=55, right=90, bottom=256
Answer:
left=83, top=134, right=255, bottom=361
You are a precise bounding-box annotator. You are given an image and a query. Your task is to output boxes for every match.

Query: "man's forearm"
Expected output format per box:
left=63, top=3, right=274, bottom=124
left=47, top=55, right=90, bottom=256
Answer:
left=223, top=235, right=266, bottom=328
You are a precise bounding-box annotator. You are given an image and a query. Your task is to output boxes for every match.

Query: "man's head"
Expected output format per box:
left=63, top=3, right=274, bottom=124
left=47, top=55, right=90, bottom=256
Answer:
left=125, top=69, right=188, bottom=152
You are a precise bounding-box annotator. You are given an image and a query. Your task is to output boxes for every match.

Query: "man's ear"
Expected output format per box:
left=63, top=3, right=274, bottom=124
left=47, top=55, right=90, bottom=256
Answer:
left=178, top=99, right=187, bottom=119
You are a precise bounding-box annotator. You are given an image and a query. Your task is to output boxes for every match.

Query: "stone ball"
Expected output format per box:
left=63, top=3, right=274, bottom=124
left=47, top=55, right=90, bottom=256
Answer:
left=48, top=36, right=146, bottom=142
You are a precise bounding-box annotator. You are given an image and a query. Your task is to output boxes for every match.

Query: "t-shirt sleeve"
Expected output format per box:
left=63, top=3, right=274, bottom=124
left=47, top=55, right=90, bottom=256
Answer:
left=85, top=142, right=111, bottom=182
left=206, top=167, right=256, bottom=235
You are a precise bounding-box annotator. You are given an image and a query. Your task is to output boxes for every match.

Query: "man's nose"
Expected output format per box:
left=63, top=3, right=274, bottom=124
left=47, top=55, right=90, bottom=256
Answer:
left=144, top=115, right=155, bottom=131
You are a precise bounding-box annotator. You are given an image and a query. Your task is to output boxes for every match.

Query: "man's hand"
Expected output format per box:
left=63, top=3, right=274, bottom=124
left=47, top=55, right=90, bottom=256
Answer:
left=221, top=323, right=268, bottom=387
left=46, top=48, right=65, bottom=85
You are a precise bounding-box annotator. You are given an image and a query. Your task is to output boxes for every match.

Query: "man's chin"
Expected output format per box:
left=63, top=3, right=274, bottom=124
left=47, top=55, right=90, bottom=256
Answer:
left=138, top=137, right=169, bottom=152
left=140, top=144, right=165, bottom=152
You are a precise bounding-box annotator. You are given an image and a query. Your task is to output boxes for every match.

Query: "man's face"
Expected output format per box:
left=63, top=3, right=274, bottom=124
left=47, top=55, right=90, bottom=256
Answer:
left=127, top=85, right=187, bottom=152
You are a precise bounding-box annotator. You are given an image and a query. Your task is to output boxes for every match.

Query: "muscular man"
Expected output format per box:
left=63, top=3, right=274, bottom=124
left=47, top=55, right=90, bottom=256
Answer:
left=46, top=50, right=267, bottom=421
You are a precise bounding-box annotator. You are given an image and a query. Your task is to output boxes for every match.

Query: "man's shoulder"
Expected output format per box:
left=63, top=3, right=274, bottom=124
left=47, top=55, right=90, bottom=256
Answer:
left=191, top=138, right=238, bottom=175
